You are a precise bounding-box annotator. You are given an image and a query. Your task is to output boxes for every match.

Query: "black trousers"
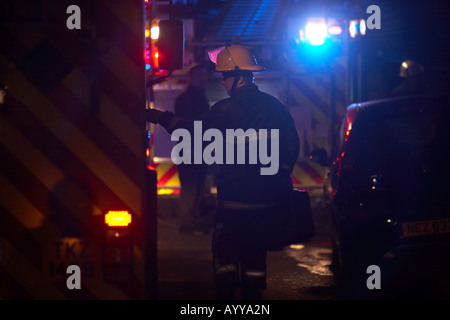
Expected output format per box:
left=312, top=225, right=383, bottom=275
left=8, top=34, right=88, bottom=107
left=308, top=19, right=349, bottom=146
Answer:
left=177, top=164, right=206, bottom=229
left=212, top=207, right=271, bottom=299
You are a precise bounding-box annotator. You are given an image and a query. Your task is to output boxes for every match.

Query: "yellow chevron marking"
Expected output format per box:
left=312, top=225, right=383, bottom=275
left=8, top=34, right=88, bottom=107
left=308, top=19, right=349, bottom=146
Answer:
left=0, top=236, right=67, bottom=299
left=104, top=1, right=142, bottom=38
left=308, top=161, right=327, bottom=177
left=0, top=118, right=103, bottom=221
left=0, top=57, right=141, bottom=216
left=292, top=164, right=316, bottom=186
left=289, top=83, right=328, bottom=124
left=63, top=68, right=142, bottom=158
left=156, top=168, right=180, bottom=188
left=100, top=44, right=142, bottom=98
left=0, top=173, right=48, bottom=230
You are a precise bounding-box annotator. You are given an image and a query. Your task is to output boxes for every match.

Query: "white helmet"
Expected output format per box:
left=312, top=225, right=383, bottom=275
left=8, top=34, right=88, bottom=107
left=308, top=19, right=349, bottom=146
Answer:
left=209, top=45, right=264, bottom=72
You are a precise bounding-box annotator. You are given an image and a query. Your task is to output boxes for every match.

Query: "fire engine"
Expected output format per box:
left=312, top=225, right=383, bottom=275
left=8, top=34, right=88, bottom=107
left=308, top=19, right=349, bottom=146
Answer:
left=0, top=0, right=185, bottom=299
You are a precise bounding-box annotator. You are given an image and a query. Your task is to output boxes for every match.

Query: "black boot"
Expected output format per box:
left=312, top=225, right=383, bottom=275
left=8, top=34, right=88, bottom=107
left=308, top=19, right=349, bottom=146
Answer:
left=216, top=285, right=236, bottom=300
left=242, top=287, right=262, bottom=300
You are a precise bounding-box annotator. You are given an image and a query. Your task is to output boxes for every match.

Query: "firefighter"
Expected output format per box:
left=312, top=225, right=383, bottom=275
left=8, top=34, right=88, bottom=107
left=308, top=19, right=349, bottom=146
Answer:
left=147, top=45, right=300, bottom=300
left=391, top=59, right=427, bottom=97
left=174, top=63, right=210, bottom=235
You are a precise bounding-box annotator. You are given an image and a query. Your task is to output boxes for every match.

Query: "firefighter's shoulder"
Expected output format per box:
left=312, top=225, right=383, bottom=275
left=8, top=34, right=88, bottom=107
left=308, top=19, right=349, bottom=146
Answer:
left=211, top=97, right=232, bottom=112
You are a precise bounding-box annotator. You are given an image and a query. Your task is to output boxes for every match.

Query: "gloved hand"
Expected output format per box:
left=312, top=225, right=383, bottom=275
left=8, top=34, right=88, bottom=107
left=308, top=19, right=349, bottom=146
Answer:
left=146, top=108, right=164, bottom=124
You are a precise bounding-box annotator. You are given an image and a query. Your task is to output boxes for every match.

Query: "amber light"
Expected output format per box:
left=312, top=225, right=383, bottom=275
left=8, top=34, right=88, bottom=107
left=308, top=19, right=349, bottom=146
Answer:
left=105, top=211, right=132, bottom=227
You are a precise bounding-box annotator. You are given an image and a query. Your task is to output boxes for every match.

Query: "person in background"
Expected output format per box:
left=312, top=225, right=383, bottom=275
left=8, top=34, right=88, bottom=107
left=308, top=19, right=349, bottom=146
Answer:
left=391, top=59, right=428, bottom=97
left=174, top=63, right=210, bottom=235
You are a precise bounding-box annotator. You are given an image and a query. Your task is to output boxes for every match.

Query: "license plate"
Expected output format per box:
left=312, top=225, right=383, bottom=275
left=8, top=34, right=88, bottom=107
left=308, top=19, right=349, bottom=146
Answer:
left=43, top=238, right=99, bottom=280
left=402, top=219, right=450, bottom=237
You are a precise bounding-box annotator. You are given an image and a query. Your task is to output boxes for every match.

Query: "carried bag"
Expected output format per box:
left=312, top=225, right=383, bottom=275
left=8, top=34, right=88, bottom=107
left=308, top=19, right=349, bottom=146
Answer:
left=264, top=188, right=316, bottom=251
left=286, top=189, right=316, bottom=244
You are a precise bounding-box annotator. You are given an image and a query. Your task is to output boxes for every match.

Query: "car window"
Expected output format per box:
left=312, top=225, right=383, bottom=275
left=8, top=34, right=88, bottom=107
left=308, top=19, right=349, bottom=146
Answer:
left=343, top=101, right=450, bottom=175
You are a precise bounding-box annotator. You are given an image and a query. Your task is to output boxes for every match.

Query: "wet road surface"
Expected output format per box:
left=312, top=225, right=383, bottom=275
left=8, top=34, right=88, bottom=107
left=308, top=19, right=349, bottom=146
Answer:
left=156, top=197, right=450, bottom=300
left=157, top=197, right=336, bottom=300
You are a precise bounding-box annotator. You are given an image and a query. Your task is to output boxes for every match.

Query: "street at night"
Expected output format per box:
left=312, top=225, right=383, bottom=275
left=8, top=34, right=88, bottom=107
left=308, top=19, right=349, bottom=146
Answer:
left=157, top=197, right=450, bottom=301
left=157, top=198, right=336, bottom=300
left=1, top=0, right=450, bottom=308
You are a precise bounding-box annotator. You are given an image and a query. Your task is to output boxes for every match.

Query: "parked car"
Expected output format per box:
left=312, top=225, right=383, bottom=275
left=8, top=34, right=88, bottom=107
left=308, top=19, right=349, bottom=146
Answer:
left=311, top=94, right=450, bottom=291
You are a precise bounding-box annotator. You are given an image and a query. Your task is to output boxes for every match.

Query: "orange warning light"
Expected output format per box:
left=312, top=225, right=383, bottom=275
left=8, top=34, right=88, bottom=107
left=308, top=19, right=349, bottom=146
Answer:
left=105, top=211, right=132, bottom=227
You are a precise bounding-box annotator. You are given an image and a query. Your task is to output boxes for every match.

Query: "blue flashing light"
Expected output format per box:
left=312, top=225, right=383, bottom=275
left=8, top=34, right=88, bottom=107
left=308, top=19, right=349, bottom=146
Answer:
left=304, top=22, right=328, bottom=46
left=291, top=18, right=343, bottom=65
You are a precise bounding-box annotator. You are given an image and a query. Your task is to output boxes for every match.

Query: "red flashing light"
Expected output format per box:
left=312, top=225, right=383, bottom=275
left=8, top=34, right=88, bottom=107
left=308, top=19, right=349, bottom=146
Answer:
left=153, top=51, right=159, bottom=69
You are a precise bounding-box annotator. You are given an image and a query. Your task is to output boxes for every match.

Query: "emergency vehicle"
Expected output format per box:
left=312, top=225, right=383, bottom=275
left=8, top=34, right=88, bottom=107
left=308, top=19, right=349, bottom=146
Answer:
left=0, top=0, right=182, bottom=299
left=149, top=0, right=370, bottom=207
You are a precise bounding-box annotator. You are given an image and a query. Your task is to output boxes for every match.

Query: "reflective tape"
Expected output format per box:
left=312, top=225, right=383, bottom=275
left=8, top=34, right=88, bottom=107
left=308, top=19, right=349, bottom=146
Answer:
left=243, top=270, right=266, bottom=278
left=154, top=161, right=180, bottom=195
left=218, top=200, right=277, bottom=210
left=215, top=264, right=238, bottom=275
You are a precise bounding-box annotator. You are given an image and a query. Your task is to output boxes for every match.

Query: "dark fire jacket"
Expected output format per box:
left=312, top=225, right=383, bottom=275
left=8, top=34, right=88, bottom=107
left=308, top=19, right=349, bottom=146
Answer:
left=153, top=83, right=300, bottom=205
